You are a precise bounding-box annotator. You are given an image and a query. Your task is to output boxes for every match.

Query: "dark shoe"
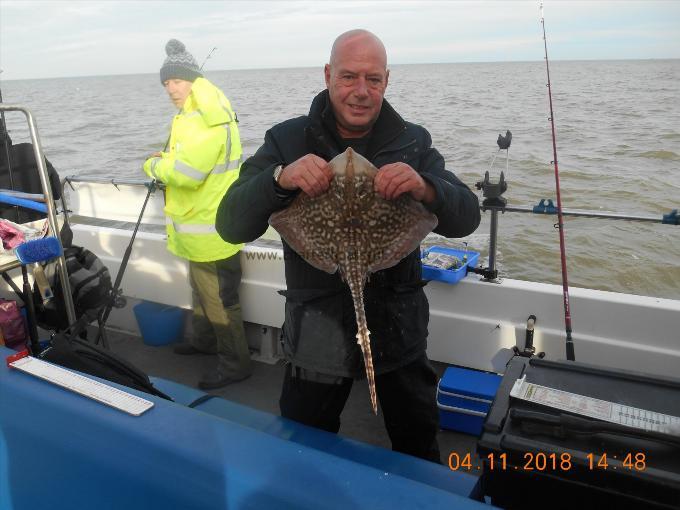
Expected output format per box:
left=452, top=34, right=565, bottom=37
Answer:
left=198, top=370, right=251, bottom=390
left=173, top=344, right=203, bottom=355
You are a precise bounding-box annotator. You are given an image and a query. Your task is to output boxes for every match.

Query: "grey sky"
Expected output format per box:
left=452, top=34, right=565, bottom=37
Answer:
left=1, top=1, right=679, bottom=81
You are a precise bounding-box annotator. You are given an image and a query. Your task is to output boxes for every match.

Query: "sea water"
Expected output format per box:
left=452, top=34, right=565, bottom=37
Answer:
left=2, top=60, right=679, bottom=299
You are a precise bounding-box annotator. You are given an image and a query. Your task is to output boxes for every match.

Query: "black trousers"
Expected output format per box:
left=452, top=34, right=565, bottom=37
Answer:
left=279, top=353, right=441, bottom=463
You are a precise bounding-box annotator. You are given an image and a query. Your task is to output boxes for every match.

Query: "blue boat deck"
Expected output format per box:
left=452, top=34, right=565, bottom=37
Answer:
left=102, top=328, right=481, bottom=460
left=0, top=331, right=491, bottom=509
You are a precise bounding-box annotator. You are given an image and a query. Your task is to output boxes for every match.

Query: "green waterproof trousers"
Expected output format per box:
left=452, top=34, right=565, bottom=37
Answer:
left=188, top=255, right=252, bottom=378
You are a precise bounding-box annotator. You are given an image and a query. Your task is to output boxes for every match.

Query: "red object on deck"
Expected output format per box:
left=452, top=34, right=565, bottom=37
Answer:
left=6, top=349, right=29, bottom=367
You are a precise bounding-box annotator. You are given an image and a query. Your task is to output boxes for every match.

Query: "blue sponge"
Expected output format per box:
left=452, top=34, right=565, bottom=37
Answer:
left=15, top=237, right=63, bottom=264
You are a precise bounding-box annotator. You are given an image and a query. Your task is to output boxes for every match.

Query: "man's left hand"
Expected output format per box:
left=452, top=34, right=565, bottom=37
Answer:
left=374, top=162, right=435, bottom=203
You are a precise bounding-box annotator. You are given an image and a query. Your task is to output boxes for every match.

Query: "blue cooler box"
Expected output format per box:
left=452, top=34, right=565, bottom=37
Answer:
left=421, top=246, right=480, bottom=284
left=437, top=366, right=502, bottom=435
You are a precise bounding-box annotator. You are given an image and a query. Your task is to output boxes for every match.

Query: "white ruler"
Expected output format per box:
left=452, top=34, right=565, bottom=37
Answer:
left=10, top=355, right=154, bottom=416
left=510, top=375, right=680, bottom=436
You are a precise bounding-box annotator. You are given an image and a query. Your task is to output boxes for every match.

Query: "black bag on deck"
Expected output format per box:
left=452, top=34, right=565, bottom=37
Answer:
left=34, top=245, right=113, bottom=330
left=40, top=316, right=172, bottom=401
left=0, top=142, right=62, bottom=223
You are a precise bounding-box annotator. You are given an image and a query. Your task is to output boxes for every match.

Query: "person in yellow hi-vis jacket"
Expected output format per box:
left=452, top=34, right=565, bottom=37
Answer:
left=143, top=39, right=252, bottom=389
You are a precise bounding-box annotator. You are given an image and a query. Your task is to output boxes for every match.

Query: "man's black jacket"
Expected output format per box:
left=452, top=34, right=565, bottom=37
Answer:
left=217, top=90, right=480, bottom=377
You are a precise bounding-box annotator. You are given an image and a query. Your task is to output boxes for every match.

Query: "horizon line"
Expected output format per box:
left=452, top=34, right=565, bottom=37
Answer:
left=1, top=57, right=678, bottom=83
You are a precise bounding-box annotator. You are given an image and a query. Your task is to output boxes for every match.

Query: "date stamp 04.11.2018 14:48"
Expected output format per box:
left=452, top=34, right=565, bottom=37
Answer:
left=448, top=451, right=647, bottom=472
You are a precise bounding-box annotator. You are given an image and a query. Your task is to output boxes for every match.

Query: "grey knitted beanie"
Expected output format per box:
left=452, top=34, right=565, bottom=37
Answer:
left=160, top=39, right=203, bottom=84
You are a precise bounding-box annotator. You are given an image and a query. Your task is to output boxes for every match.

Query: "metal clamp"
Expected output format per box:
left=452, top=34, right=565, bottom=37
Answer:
left=532, top=198, right=558, bottom=214
left=662, top=209, right=679, bottom=225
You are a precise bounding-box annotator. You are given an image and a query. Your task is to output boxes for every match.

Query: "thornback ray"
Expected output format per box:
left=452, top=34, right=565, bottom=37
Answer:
left=269, top=148, right=438, bottom=414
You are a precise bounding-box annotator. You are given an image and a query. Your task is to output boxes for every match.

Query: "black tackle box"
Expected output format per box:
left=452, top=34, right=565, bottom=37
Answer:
left=477, top=356, right=680, bottom=509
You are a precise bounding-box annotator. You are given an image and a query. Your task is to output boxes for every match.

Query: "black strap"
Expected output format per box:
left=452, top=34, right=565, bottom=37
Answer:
left=187, top=394, right=219, bottom=408
left=72, top=267, right=109, bottom=297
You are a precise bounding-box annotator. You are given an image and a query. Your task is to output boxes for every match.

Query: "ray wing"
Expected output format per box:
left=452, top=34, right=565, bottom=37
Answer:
left=269, top=192, right=344, bottom=274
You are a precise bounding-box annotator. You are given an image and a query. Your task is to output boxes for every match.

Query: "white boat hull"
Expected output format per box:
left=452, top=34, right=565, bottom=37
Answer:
left=45, top=179, right=680, bottom=378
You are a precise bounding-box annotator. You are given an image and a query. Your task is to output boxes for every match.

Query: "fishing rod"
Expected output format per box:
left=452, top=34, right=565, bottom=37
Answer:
left=540, top=3, right=575, bottom=362
left=200, top=47, right=217, bottom=70
left=94, top=46, right=217, bottom=346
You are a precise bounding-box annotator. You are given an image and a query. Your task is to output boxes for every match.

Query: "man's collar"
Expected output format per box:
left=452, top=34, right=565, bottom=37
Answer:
left=308, top=89, right=406, bottom=151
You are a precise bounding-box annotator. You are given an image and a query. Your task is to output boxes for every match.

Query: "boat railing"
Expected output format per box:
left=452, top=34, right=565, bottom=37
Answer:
left=66, top=176, right=678, bottom=221
left=65, top=175, right=165, bottom=189
left=65, top=169, right=679, bottom=287
left=64, top=174, right=678, bottom=240
left=487, top=202, right=678, bottom=224
left=0, top=104, right=77, bottom=324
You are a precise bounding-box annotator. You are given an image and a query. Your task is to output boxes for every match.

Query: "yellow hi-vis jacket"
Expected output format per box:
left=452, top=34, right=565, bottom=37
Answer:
left=143, top=77, right=244, bottom=262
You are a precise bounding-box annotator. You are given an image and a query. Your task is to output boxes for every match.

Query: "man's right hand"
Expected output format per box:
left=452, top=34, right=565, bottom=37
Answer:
left=277, top=154, right=333, bottom=197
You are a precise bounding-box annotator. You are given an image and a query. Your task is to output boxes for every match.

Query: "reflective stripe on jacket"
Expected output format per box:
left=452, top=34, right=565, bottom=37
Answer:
left=143, top=77, right=243, bottom=261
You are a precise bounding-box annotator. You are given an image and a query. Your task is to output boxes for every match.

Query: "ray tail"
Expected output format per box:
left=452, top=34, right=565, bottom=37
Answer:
left=347, top=271, right=377, bottom=414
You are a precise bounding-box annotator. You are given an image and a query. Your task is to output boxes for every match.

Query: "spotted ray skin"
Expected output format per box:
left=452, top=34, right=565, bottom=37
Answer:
left=269, top=148, right=438, bottom=414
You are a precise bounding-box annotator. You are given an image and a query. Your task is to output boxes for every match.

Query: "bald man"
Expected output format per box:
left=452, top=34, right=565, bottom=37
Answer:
left=216, top=30, right=480, bottom=462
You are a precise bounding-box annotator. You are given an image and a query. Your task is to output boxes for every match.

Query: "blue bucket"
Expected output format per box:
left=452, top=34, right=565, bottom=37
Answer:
left=133, top=301, right=185, bottom=346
